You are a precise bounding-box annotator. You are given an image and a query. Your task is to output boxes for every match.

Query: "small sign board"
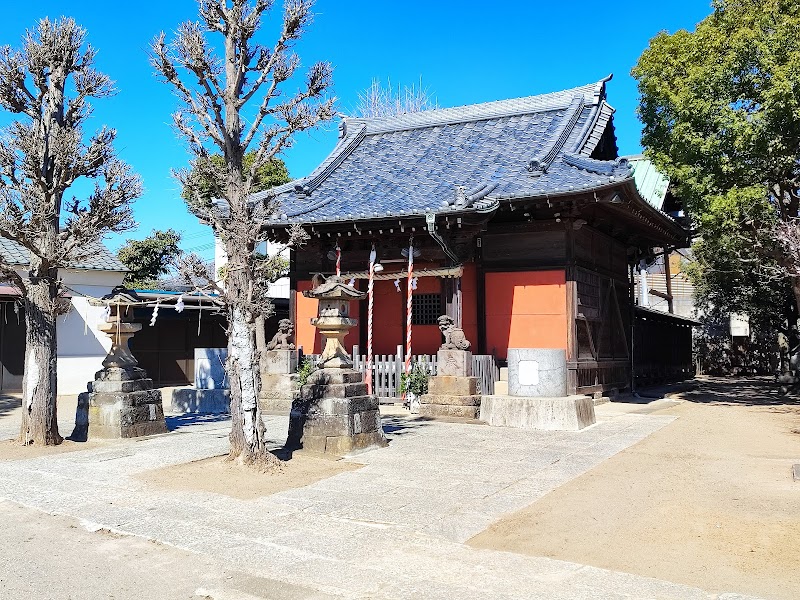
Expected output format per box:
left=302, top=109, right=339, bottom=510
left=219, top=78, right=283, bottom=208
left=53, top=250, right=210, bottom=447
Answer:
left=518, top=360, right=539, bottom=386
left=730, top=313, right=750, bottom=338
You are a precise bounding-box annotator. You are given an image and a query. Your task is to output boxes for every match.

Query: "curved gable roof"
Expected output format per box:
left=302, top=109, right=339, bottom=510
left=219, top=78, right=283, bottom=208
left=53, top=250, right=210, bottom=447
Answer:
left=255, top=77, right=633, bottom=226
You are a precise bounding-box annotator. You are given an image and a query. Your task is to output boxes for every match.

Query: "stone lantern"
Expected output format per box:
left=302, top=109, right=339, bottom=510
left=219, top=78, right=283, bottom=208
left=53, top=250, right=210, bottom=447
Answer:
left=287, top=276, right=387, bottom=456
left=303, top=278, right=365, bottom=369
left=73, top=286, right=168, bottom=440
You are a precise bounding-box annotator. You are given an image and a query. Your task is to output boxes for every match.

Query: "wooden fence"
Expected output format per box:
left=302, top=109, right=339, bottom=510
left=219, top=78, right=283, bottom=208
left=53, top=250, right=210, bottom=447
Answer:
left=349, top=345, right=498, bottom=401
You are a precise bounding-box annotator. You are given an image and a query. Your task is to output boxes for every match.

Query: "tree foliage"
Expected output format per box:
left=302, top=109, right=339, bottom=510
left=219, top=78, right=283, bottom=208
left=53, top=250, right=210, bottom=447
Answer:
left=633, top=0, right=800, bottom=368
left=151, top=0, right=334, bottom=463
left=181, top=151, right=289, bottom=218
left=118, top=229, right=182, bottom=289
left=0, top=18, right=141, bottom=445
left=634, top=0, right=800, bottom=212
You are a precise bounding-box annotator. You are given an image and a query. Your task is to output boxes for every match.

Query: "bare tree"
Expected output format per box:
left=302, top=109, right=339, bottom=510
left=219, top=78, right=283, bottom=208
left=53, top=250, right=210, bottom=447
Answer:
left=0, top=18, right=141, bottom=446
left=151, top=0, right=334, bottom=464
left=355, top=77, right=437, bottom=118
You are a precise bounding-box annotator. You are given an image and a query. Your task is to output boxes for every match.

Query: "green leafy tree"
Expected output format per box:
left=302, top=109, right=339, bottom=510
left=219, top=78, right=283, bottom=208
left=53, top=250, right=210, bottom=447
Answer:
left=181, top=152, right=289, bottom=219
left=633, top=0, right=800, bottom=366
left=117, top=229, right=182, bottom=289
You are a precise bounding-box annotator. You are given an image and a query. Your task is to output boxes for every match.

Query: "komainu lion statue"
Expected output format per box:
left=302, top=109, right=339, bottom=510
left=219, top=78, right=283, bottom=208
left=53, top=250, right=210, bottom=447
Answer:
left=437, top=315, right=471, bottom=351
left=266, top=319, right=295, bottom=350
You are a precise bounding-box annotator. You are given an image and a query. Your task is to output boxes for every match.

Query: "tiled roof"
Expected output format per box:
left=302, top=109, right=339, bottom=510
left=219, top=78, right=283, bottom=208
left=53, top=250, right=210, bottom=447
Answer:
left=255, top=77, right=639, bottom=226
left=628, top=155, right=670, bottom=211
left=0, top=237, right=128, bottom=272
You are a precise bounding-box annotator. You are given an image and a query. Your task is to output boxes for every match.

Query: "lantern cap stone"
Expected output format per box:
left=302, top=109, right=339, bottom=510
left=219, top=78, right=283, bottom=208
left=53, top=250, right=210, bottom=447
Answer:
left=302, top=276, right=366, bottom=300
left=89, top=285, right=143, bottom=306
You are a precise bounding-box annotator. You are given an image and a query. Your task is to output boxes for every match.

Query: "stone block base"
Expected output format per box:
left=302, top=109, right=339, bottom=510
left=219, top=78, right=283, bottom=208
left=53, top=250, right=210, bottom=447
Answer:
left=299, top=430, right=387, bottom=456
left=261, top=349, right=299, bottom=375
left=419, top=375, right=481, bottom=419
left=436, top=349, right=473, bottom=377
left=74, top=367, right=168, bottom=440
left=418, top=402, right=481, bottom=419
left=287, top=368, right=387, bottom=456
left=171, top=389, right=230, bottom=414
left=479, top=395, right=596, bottom=431
left=258, top=373, right=297, bottom=415
left=76, top=389, right=168, bottom=440
left=428, top=376, right=479, bottom=396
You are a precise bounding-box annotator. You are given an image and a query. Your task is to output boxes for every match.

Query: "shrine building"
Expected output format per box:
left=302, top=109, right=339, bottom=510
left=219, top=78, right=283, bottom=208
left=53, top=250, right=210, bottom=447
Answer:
left=256, top=77, right=692, bottom=396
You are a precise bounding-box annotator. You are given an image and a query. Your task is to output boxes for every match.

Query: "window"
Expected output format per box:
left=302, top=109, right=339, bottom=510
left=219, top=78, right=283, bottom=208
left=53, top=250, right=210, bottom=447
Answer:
left=411, top=294, right=442, bottom=325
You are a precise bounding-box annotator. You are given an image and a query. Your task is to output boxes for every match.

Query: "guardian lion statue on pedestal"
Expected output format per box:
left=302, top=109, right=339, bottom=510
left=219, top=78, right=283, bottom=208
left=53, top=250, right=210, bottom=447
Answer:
left=437, top=315, right=471, bottom=351
left=266, top=319, right=295, bottom=350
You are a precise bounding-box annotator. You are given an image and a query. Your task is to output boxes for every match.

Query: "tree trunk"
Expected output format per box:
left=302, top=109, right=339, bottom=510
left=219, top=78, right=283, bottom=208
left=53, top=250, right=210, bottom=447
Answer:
left=788, top=278, right=800, bottom=365
left=19, top=276, right=62, bottom=446
left=225, top=245, right=274, bottom=466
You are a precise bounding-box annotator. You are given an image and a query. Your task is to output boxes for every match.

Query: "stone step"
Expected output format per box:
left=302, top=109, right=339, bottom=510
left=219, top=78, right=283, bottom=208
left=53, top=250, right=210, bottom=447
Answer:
left=295, top=395, right=379, bottom=415
left=419, top=403, right=480, bottom=419
left=428, top=376, right=479, bottom=396
left=91, top=378, right=154, bottom=393
left=298, top=381, right=368, bottom=400
left=308, top=369, right=363, bottom=385
left=419, top=394, right=481, bottom=407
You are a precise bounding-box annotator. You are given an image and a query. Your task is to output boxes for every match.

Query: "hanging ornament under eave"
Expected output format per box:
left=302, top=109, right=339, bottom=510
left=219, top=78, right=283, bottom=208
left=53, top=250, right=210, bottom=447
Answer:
left=150, top=301, right=160, bottom=327
left=175, top=294, right=185, bottom=313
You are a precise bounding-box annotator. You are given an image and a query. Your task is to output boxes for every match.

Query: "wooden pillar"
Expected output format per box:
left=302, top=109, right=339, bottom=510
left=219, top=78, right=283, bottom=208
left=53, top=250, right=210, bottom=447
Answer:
left=443, top=276, right=463, bottom=327
left=288, top=249, right=297, bottom=327
left=565, top=266, right=578, bottom=363
left=476, top=238, right=486, bottom=354
left=663, top=249, right=675, bottom=314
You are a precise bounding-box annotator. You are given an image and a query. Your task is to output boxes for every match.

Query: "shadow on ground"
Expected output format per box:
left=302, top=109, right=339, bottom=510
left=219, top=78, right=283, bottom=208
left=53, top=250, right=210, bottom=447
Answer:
left=681, top=376, right=800, bottom=408
left=166, top=413, right=231, bottom=432
left=380, top=415, right=435, bottom=437
left=0, top=395, right=21, bottom=419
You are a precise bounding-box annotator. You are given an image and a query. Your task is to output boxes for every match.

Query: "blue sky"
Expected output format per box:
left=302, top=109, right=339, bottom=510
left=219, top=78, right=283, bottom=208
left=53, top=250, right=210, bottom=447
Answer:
left=1, top=1, right=713, bottom=260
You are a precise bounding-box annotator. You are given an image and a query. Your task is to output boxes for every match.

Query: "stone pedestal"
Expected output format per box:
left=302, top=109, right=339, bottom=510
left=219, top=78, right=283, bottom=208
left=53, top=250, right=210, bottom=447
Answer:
left=259, top=349, right=299, bottom=415
left=480, top=395, right=596, bottom=431
left=75, top=367, right=168, bottom=440
left=419, top=374, right=481, bottom=419
left=436, top=349, right=473, bottom=377
left=479, top=348, right=596, bottom=431
left=508, top=348, right=567, bottom=397
left=287, top=368, right=387, bottom=456
left=171, top=389, right=230, bottom=414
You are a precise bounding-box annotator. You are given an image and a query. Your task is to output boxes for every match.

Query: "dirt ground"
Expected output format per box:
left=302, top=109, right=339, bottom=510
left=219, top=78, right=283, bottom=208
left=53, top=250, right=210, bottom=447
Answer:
left=0, top=437, right=106, bottom=460
left=138, top=452, right=363, bottom=500
left=469, top=377, right=800, bottom=600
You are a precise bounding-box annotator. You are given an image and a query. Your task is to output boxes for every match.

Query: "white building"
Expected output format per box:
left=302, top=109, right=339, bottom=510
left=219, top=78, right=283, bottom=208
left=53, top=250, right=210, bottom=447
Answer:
left=0, top=238, right=127, bottom=394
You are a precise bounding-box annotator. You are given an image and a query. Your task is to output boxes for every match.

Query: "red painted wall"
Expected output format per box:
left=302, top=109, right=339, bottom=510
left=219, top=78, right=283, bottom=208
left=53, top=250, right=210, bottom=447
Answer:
left=371, top=279, right=403, bottom=355
left=484, top=270, right=568, bottom=360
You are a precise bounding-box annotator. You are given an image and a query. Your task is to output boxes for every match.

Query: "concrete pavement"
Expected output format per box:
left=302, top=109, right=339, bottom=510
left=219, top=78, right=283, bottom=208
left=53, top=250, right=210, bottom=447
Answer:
left=0, top=395, right=764, bottom=599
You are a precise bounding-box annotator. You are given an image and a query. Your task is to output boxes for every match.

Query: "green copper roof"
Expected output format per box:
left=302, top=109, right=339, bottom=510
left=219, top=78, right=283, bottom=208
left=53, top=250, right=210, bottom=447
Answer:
left=627, top=155, right=670, bottom=211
